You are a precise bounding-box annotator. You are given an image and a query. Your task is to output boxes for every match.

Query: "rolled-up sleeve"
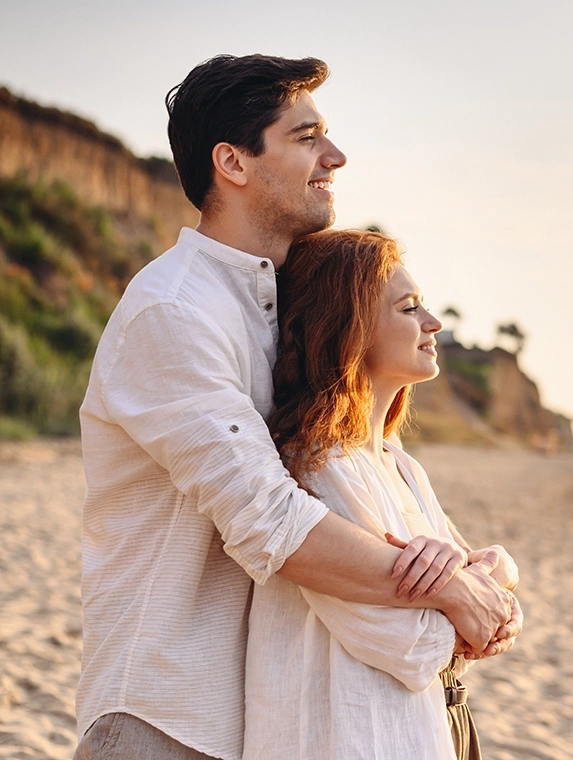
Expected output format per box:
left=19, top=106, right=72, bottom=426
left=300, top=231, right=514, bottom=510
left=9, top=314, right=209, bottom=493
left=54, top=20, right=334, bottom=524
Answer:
left=102, top=301, right=328, bottom=584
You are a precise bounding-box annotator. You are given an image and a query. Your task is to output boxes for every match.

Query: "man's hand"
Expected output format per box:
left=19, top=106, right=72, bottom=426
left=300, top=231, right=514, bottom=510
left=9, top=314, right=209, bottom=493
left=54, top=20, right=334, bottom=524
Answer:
left=483, top=592, right=523, bottom=654
left=385, top=532, right=467, bottom=600
left=467, top=544, right=519, bottom=591
left=387, top=532, right=524, bottom=655
left=433, top=552, right=514, bottom=653
left=461, top=593, right=524, bottom=659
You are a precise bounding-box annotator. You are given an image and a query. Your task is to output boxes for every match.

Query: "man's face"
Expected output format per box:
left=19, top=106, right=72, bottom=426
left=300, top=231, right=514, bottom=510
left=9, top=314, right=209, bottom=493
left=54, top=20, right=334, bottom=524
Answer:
left=244, top=91, right=347, bottom=241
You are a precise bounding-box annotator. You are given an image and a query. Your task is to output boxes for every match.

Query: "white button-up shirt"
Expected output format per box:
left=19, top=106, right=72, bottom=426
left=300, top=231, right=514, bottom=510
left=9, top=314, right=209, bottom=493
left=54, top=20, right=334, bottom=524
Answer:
left=77, top=228, right=328, bottom=760
left=244, top=441, right=459, bottom=760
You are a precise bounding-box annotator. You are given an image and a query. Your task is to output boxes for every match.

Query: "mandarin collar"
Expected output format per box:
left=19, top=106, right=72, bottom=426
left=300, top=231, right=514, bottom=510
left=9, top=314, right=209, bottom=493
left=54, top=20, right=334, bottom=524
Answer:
left=178, top=227, right=275, bottom=273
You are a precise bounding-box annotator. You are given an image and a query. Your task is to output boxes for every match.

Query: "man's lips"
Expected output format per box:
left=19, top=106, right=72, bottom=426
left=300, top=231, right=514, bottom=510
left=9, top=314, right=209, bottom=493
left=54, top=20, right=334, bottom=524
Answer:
left=308, top=179, right=333, bottom=191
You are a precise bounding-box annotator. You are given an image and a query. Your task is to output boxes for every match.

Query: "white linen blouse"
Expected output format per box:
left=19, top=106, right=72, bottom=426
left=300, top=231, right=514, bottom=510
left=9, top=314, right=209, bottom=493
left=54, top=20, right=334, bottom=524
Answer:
left=243, top=440, right=459, bottom=760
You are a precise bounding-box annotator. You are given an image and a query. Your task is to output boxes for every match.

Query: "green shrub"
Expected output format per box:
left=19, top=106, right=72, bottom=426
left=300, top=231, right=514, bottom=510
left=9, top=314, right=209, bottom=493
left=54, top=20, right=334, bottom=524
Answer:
left=0, top=174, right=158, bottom=437
left=445, top=357, right=492, bottom=395
left=0, top=415, right=37, bottom=441
left=40, top=311, right=101, bottom=359
left=0, top=316, right=44, bottom=417
left=0, top=276, right=30, bottom=322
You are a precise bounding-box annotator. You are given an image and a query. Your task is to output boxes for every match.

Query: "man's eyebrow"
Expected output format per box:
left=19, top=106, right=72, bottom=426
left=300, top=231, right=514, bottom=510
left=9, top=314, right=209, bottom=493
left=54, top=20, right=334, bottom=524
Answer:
left=393, top=291, right=422, bottom=305
left=286, top=120, right=328, bottom=135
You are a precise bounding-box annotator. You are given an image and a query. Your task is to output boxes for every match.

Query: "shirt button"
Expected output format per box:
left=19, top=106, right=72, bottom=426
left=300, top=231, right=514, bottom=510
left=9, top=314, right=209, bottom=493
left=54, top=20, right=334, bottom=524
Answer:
left=260, top=260, right=269, bottom=268
left=230, top=424, right=239, bottom=433
left=265, top=302, right=273, bottom=311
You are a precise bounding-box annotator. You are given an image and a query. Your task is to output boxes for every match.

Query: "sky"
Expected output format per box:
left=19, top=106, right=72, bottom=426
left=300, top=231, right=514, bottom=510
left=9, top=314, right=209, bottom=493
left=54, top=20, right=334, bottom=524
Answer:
left=1, top=0, right=572, bottom=419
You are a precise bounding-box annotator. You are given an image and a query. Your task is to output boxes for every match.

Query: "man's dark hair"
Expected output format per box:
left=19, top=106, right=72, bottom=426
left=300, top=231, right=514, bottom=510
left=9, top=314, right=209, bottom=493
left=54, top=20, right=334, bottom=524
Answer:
left=165, top=54, right=329, bottom=210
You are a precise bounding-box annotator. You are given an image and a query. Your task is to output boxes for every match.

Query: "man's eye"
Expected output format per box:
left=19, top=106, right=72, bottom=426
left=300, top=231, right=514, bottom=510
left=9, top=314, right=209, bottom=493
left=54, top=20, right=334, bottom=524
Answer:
left=300, top=134, right=315, bottom=142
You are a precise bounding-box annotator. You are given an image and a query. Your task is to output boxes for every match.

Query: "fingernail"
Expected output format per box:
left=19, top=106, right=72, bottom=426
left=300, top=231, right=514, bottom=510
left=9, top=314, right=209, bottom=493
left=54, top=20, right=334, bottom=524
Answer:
left=427, top=588, right=437, bottom=597
left=410, top=589, right=421, bottom=600
left=397, top=584, right=408, bottom=596
left=391, top=566, right=403, bottom=578
left=491, top=645, right=499, bottom=655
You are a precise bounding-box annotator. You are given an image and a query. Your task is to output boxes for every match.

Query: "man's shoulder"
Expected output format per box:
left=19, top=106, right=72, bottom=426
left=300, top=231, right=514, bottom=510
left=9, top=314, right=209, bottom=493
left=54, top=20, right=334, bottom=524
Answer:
left=120, top=232, right=241, bottom=324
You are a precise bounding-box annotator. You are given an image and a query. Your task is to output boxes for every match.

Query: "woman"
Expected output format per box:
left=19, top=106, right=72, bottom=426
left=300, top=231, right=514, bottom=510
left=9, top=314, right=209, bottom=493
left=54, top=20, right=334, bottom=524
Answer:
left=243, top=229, right=519, bottom=760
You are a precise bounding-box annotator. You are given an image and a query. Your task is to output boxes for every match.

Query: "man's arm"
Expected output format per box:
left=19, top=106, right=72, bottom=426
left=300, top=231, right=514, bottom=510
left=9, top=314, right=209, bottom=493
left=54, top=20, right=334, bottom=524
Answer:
left=382, top=523, right=522, bottom=653
left=279, top=510, right=512, bottom=652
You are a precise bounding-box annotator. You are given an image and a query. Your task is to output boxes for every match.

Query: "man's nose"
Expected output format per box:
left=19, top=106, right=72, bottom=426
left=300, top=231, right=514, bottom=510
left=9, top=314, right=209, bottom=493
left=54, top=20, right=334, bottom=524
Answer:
left=322, top=139, right=347, bottom=169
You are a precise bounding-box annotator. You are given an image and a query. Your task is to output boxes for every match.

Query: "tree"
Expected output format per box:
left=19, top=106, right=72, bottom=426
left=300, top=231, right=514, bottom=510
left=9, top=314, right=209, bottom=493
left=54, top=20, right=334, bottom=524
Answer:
left=365, top=224, right=388, bottom=235
left=441, top=306, right=462, bottom=339
left=442, top=306, right=462, bottom=321
left=497, top=322, right=526, bottom=355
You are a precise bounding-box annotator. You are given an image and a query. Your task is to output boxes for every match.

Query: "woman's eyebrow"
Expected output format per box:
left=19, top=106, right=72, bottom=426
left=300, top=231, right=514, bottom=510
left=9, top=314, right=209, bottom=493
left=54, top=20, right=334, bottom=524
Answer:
left=393, top=291, right=422, bottom=305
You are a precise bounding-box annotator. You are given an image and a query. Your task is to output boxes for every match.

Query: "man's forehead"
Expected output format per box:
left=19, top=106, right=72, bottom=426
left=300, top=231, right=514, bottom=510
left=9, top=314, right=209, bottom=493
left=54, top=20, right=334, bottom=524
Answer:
left=275, top=91, right=326, bottom=132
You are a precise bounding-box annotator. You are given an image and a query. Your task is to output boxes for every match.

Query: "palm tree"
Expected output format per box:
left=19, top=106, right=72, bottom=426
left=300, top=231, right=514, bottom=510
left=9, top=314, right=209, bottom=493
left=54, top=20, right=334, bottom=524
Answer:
left=365, top=224, right=389, bottom=235
left=497, top=322, right=526, bottom=355
left=442, top=306, right=462, bottom=324
left=440, top=306, right=462, bottom=341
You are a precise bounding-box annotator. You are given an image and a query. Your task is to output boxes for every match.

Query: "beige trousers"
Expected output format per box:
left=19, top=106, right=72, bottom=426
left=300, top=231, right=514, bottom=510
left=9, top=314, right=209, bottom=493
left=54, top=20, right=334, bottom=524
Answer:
left=441, top=659, right=483, bottom=760
left=73, top=712, right=219, bottom=760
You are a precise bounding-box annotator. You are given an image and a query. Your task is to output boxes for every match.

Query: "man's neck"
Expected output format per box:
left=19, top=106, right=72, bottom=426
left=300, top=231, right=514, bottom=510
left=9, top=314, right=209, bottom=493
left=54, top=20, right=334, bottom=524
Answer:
left=196, top=216, right=290, bottom=268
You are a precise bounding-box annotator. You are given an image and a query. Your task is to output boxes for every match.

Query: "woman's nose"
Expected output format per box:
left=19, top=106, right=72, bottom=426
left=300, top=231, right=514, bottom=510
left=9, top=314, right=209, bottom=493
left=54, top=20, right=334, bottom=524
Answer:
left=426, top=313, right=442, bottom=333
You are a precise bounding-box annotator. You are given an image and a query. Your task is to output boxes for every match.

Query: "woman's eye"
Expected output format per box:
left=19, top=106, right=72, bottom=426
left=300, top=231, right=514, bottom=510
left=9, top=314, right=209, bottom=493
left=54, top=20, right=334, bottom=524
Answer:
left=403, top=305, right=419, bottom=313
left=300, top=134, right=315, bottom=142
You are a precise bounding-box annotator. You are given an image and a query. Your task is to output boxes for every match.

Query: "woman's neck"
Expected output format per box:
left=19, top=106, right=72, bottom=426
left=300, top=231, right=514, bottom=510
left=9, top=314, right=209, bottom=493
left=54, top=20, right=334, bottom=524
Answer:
left=364, top=381, right=396, bottom=460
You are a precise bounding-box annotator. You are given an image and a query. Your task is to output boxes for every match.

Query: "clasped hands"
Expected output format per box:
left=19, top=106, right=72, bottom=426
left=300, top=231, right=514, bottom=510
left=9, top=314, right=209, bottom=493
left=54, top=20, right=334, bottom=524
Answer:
left=385, top=532, right=522, bottom=659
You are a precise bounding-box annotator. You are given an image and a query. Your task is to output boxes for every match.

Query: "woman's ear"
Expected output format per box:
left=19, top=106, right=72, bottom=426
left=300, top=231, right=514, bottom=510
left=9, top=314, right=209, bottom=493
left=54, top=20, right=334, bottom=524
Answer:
left=211, top=142, right=248, bottom=188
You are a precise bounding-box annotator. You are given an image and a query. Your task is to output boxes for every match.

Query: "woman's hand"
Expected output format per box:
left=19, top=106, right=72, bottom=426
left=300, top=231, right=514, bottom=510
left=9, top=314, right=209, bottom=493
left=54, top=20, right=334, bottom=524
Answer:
left=467, top=544, right=519, bottom=591
left=385, top=532, right=468, bottom=600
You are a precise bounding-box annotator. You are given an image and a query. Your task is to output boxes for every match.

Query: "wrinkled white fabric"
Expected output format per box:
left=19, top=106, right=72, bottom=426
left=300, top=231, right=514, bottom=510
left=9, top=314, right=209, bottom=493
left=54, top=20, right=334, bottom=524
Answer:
left=77, top=228, right=328, bottom=760
left=244, top=441, right=458, bottom=760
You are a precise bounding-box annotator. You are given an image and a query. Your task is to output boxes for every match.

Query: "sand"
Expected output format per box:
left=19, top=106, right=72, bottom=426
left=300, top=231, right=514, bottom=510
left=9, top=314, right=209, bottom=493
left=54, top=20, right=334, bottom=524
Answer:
left=0, top=439, right=572, bottom=760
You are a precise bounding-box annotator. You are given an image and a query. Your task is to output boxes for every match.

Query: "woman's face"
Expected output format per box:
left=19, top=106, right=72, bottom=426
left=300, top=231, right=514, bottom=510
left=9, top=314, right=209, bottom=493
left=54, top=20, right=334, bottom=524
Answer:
left=364, top=265, right=442, bottom=392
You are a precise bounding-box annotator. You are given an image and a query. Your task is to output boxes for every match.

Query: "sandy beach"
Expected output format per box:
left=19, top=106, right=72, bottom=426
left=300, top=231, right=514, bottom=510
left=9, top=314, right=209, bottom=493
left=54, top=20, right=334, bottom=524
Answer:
left=0, top=438, right=572, bottom=760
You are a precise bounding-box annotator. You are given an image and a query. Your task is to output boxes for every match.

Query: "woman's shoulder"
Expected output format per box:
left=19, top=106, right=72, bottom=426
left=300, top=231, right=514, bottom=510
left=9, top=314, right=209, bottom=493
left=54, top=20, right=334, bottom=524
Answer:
left=308, top=445, right=362, bottom=488
left=384, top=438, right=431, bottom=482
left=307, top=447, right=397, bottom=534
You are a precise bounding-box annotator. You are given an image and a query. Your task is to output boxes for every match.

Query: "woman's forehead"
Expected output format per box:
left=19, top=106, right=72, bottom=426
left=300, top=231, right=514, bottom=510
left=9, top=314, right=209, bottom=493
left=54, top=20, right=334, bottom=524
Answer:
left=385, top=266, right=421, bottom=300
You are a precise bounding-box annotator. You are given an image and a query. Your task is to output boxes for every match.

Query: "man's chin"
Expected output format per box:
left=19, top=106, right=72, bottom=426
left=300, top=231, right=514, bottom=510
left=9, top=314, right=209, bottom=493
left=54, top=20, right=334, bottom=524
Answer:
left=297, top=209, right=336, bottom=237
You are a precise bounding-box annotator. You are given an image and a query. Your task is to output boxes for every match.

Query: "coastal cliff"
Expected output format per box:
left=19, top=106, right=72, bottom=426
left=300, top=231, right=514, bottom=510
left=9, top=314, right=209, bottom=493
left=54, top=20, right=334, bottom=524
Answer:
left=0, top=86, right=570, bottom=448
left=0, top=87, right=198, bottom=251
left=410, top=341, right=572, bottom=450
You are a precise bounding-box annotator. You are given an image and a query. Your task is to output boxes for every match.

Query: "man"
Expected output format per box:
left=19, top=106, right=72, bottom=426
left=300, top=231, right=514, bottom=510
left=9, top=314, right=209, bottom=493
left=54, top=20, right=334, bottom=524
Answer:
left=74, top=54, right=519, bottom=760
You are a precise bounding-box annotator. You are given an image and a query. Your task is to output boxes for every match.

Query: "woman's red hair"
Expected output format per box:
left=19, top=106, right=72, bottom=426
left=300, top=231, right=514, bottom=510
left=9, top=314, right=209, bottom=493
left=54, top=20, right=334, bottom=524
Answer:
left=269, top=228, right=411, bottom=492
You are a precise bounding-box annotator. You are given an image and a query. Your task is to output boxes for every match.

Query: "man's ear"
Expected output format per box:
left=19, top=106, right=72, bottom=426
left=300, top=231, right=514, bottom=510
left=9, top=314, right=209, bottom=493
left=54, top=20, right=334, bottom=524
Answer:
left=211, top=142, right=248, bottom=188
